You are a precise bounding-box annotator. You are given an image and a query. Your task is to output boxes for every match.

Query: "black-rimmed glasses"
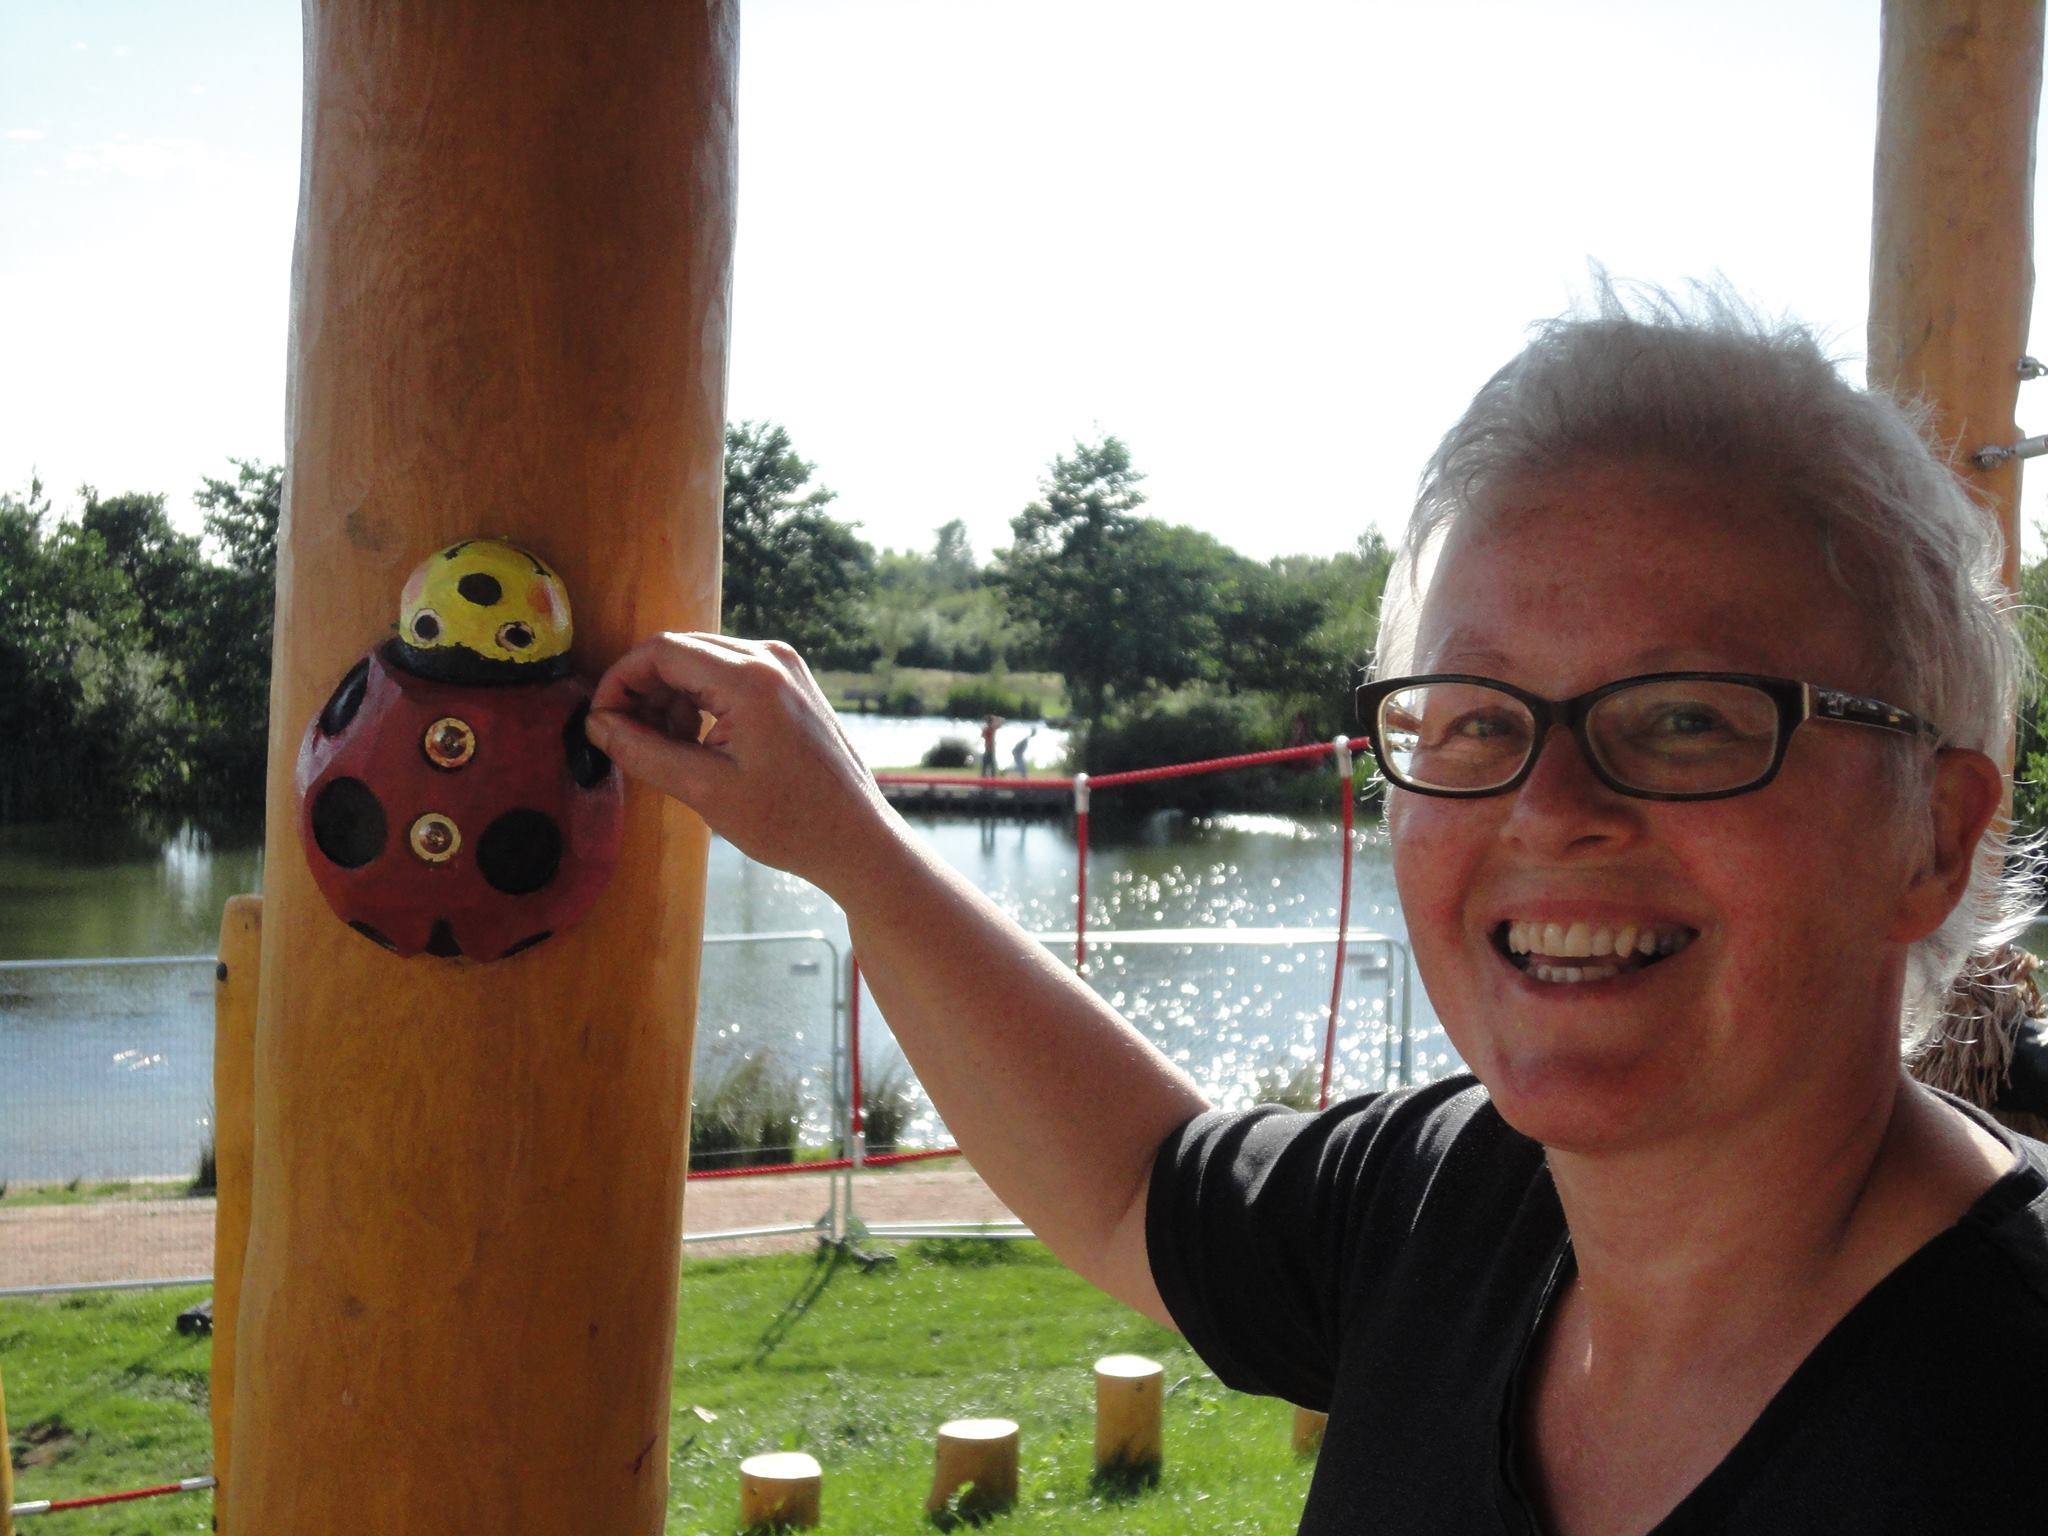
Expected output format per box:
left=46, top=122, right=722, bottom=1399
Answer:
left=1353, top=672, right=1942, bottom=802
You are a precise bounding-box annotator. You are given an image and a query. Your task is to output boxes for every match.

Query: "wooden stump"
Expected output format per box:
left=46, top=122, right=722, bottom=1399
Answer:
left=738, top=1451, right=822, bottom=1530
left=1292, top=1407, right=1327, bottom=1457
left=927, top=1418, right=1019, bottom=1522
left=1093, top=1353, right=1164, bottom=1480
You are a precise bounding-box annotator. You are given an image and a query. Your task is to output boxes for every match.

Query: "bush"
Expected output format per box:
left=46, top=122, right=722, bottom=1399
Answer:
left=190, top=1133, right=217, bottom=1195
left=861, top=1057, right=920, bottom=1154
left=942, top=678, right=1045, bottom=721
left=920, top=736, right=975, bottom=770
left=1081, top=684, right=1378, bottom=828
left=690, top=1052, right=803, bottom=1170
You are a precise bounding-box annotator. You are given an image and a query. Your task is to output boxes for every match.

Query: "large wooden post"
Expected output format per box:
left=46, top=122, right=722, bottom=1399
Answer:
left=209, top=895, right=260, bottom=1535
left=1868, top=0, right=2044, bottom=594
left=229, top=5, right=736, bottom=1532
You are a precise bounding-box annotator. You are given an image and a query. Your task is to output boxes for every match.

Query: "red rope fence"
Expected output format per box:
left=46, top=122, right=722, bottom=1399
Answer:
left=12, top=1476, right=215, bottom=1520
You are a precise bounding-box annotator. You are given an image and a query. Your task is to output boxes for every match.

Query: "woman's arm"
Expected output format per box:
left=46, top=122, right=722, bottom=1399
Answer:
left=587, top=634, right=1207, bottom=1324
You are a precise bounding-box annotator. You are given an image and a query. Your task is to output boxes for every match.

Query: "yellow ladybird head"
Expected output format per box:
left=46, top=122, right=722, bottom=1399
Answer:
left=397, top=539, right=573, bottom=674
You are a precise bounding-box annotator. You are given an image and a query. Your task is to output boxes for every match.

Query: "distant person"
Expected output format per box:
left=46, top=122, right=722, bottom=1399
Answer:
left=979, top=713, right=1005, bottom=778
left=1011, top=729, right=1037, bottom=779
left=589, top=290, right=2048, bottom=1531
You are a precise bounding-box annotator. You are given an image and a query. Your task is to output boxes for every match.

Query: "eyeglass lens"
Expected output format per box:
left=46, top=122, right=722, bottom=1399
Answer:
left=1376, top=679, right=1783, bottom=795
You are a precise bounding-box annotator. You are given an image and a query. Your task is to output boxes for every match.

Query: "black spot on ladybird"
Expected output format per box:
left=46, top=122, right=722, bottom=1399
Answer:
left=476, top=809, right=563, bottom=895
left=312, top=777, right=386, bottom=869
left=319, top=657, right=371, bottom=737
left=424, top=920, right=463, bottom=958
left=563, top=700, right=612, bottom=789
left=457, top=573, right=503, bottom=607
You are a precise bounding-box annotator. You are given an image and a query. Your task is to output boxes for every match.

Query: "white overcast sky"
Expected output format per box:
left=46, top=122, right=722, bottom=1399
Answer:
left=5, top=0, right=2048, bottom=563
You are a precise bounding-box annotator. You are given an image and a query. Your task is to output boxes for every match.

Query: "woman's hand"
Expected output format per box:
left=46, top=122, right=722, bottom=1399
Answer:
left=585, top=633, right=897, bottom=895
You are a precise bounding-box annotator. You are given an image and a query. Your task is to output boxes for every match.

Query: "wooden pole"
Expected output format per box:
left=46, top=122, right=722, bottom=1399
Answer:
left=1868, top=0, right=2044, bottom=597
left=210, top=895, right=261, bottom=1536
left=927, top=1418, right=1020, bottom=1521
left=738, top=1451, right=823, bottom=1530
left=229, top=5, right=736, bottom=1532
left=1092, top=1353, right=1164, bottom=1479
left=2, top=1361, right=13, bottom=1536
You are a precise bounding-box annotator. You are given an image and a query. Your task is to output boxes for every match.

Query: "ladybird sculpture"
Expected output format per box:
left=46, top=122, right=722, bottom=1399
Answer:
left=295, top=538, right=623, bottom=960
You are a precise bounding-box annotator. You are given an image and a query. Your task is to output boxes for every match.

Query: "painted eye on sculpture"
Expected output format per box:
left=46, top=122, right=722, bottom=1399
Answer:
left=497, top=621, right=535, bottom=651
left=412, top=610, right=442, bottom=642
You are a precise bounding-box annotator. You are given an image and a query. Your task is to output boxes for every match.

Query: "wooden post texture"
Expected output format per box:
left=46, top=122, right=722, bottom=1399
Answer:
left=1092, top=1353, right=1164, bottom=1478
left=1868, top=0, right=2044, bottom=594
left=738, top=1451, right=823, bottom=1530
left=210, top=895, right=261, bottom=1536
left=927, top=1418, right=1020, bottom=1521
left=1, top=1361, right=13, bottom=1536
left=229, top=5, right=736, bottom=1532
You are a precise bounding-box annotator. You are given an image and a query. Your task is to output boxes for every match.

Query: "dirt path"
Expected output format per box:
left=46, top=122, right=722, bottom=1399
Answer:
left=0, top=1167, right=1018, bottom=1291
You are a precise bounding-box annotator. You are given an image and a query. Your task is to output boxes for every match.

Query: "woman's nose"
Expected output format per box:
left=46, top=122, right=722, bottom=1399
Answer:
left=1501, top=723, right=1642, bottom=854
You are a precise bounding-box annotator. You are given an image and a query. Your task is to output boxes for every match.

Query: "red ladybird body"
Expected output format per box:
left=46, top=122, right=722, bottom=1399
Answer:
left=295, top=642, right=622, bottom=960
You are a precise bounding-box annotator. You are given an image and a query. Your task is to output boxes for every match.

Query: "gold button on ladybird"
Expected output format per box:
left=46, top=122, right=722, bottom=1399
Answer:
left=409, top=813, right=462, bottom=863
left=423, top=716, right=477, bottom=770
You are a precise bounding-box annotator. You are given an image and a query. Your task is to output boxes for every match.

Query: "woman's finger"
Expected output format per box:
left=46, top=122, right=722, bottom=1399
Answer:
left=585, top=709, right=735, bottom=810
left=591, top=632, right=753, bottom=717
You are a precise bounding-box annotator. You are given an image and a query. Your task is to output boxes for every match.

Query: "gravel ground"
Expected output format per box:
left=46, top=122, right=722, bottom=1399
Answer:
left=0, top=1166, right=1020, bottom=1290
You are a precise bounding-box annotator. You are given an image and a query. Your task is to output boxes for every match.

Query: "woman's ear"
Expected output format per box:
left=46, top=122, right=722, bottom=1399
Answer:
left=1889, top=747, right=2006, bottom=943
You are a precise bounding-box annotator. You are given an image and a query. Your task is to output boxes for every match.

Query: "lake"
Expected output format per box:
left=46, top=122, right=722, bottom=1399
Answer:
left=0, top=716, right=1457, bottom=1181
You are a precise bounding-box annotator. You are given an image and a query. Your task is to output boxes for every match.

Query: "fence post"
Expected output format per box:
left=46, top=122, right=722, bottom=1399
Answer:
left=1073, top=774, right=1091, bottom=972
left=1319, top=739, right=1354, bottom=1111
left=211, top=895, right=262, bottom=1536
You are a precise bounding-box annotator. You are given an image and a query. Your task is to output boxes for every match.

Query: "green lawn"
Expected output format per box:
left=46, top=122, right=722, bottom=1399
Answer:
left=4, top=1242, right=1314, bottom=1534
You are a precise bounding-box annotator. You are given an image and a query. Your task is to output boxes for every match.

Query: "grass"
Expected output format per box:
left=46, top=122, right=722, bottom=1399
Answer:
left=2, top=1244, right=1314, bottom=1534
left=0, top=1179, right=197, bottom=1211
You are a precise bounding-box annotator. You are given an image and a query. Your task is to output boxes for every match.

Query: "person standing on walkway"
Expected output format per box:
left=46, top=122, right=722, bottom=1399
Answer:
left=1011, top=729, right=1037, bottom=779
left=979, top=713, right=1005, bottom=778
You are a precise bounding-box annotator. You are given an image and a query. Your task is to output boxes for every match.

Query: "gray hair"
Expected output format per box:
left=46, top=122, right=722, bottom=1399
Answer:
left=1373, top=282, right=2034, bottom=1043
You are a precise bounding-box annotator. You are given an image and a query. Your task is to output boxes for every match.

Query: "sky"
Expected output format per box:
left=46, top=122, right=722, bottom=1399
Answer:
left=4, top=0, right=2047, bottom=565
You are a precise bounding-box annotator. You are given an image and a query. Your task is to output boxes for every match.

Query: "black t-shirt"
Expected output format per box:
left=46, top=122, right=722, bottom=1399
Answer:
left=1147, top=1074, right=2048, bottom=1533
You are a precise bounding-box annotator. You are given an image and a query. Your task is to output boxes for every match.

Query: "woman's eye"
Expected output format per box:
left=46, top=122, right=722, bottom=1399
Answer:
left=1652, top=705, right=1727, bottom=736
left=1452, top=709, right=1523, bottom=740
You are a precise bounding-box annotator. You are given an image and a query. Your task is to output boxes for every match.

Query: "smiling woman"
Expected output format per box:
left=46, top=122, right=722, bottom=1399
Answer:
left=586, top=289, right=2048, bottom=1536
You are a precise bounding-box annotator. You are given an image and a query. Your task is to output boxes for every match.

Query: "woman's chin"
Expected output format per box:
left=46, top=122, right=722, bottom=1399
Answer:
left=1467, top=1047, right=1691, bottom=1154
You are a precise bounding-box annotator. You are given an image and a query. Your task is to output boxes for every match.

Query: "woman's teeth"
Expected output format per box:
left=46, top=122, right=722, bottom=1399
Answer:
left=1502, top=919, right=1695, bottom=985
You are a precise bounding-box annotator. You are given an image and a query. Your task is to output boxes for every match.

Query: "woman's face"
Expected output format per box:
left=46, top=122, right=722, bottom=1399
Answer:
left=1389, top=458, right=1947, bottom=1154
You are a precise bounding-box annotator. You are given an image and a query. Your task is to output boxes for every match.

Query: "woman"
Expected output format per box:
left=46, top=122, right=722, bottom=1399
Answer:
left=585, top=293, right=2048, bottom=1533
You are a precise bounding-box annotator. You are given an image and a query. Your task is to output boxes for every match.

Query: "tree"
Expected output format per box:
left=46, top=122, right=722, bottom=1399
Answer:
left=181, top=460, right=284, bottom=806
left=930, top=519, right=978, bottom=593
left=721, top=421, right=874, bottom=662
left=998, top=436, right=1194, bottom=725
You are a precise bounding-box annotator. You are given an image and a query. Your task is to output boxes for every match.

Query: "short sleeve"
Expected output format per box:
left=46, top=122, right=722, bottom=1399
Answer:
left=1145, top=1075, right=1513, bottom=1410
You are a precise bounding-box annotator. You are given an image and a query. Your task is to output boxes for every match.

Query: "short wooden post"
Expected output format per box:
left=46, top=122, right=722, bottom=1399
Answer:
left=210, top=894, right=261, bottom=1536
left=1291, top=1407, right=1327, bottom=1457
left=1092, top=1353, right=1164, bottom=1480
left=738, top=1451, right=822, bottom=1530
left=2, top=1361, right=15, bottom=1536
left=927, top=1418, right=1019, bottom=1522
